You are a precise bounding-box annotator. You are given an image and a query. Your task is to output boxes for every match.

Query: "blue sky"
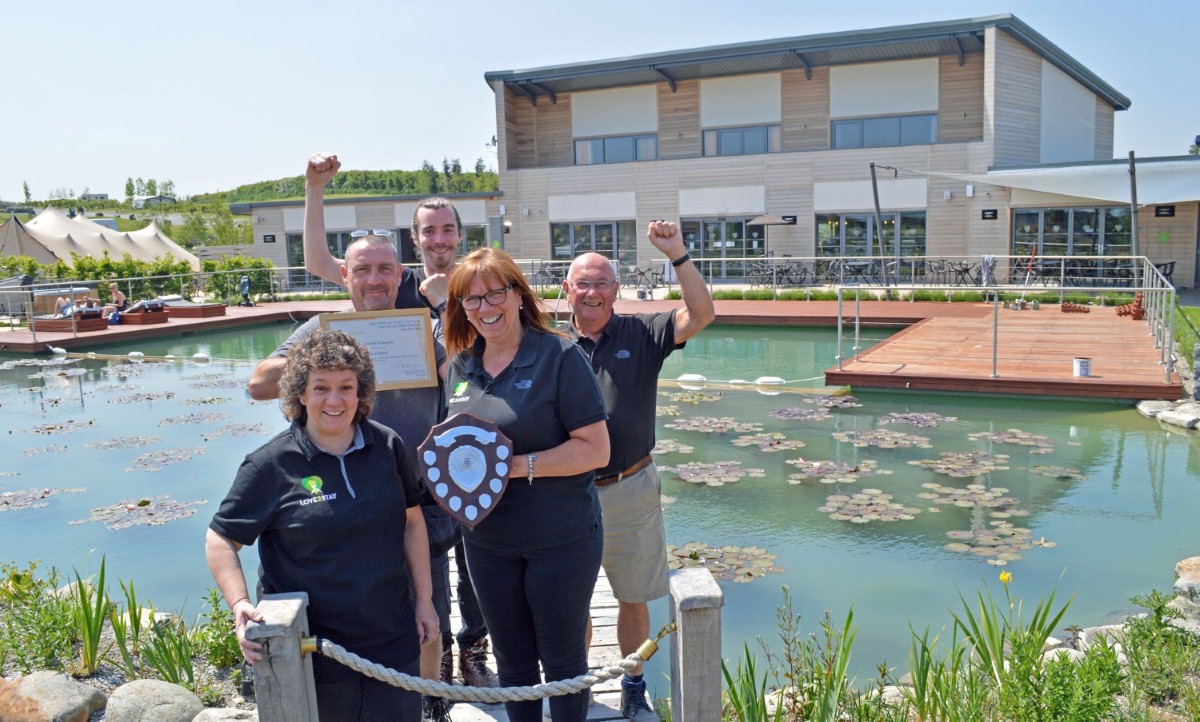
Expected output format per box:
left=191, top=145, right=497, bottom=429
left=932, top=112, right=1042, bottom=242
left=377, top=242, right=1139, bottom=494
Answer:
left=3, top=0, right=1196, bottom=201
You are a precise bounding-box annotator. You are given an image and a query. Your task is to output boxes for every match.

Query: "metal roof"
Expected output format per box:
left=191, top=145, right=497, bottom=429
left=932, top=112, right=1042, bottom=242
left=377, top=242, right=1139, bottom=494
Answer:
left=485, top=14, right=1130, bottom=110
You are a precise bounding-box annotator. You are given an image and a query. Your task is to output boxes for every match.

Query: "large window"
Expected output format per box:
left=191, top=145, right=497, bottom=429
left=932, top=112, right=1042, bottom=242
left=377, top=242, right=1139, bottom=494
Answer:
left=816, top=212, right=927, bottom=258
left=702, top=125, right=781, bottom=156
left=550, top=221, right=638, bottom=269
left=1012, top=207, right=1131, bottom=258
left=575, top=135, right=657, bottom=165
left=679, top=218, right=769, bottom=278
left=831, top=114, right=937, bottom=149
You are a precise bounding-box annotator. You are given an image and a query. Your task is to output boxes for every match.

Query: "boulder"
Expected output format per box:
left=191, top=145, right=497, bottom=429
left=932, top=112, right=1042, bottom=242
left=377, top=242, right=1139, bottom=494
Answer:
left=193, top=709, right=257, bottom=721
left=104, top=679, right=203, bottom=722
left=1136, top=399, right=1175, bottom=418
left=0, top=671, right=106, bottom=722
left=1079, top=624, right=1125, bottom=650
left=1156, top=408, right=1199, bottom=429
left=1176, top=556, right=1200, bottom=578
left=1173, top=402, right=1200, bottom=418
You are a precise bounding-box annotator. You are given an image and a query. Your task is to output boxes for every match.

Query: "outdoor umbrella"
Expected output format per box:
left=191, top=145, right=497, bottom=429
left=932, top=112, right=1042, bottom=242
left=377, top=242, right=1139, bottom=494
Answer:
left=746, top=213, right=790, bottom=256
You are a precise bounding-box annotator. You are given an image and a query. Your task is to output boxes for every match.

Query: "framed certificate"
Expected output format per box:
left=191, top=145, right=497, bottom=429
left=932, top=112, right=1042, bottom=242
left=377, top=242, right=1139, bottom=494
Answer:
left=319, top=309, right=438, bottom=390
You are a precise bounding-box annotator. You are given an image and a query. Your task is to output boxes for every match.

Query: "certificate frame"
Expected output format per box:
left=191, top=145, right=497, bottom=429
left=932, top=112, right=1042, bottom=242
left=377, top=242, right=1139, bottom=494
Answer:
left=318, top=308, right=438, bottom=390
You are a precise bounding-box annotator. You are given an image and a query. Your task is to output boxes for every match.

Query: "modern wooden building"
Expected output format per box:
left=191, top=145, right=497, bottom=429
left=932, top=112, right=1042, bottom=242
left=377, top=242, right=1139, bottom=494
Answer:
left=484, top=14, right=1200, bottom=287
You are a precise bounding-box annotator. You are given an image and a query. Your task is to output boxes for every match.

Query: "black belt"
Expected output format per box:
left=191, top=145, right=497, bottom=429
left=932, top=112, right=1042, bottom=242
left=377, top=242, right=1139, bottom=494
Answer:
left=594, top=455, right=653, bottom=487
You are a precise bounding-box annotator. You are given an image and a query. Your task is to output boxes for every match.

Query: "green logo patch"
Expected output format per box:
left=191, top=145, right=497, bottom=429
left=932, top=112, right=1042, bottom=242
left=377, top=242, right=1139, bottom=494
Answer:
left=453, top=381, right=468, bottom=397
left=301, top=476, right=324, bottom=495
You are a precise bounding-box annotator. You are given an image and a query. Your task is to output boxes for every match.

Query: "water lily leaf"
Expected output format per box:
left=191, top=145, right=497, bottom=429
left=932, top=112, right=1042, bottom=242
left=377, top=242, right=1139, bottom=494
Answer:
left=663, top=416, right=763, bottom=434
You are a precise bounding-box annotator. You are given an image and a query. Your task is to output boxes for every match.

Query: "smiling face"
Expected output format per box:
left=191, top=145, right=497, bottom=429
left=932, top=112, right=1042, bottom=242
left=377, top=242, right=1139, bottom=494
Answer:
left=342, top=239, right=399, bottom=312
left=463, top=274, right=521, bottom=347
left=565, top=252, right=619, bottom=330
left=415, top=205, right=460, bottom=275
left=299, top=368, right=359, bottom=442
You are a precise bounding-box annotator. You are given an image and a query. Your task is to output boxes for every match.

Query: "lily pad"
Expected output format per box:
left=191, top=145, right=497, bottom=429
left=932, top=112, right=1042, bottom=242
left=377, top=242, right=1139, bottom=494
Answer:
left=908, top=451, right=1010, bottom=478
left=1029, top=465, right=1090, bottom=481
left=23, top=445, right=68, bottom=457
left=0, top=487, right=86, bottom=511
left=182, top=396, right=234, bottom=406
left=803, top=395, right=863, bottom=409
left=25, top=419, right=96, bottom=435
left=656, top=405, right=681, bottom=417
left=785, top=458, right=890, bottom=485
left=731, top=433, right=805, bottom=452
left=108, top=392, right=177, bottom=404
left=72, top=496, right=208, bottom=530
left=663, top=416, right=763, bottom=434
left=652, top=439, right=694, bottom=455
left=967, top=429, right=1055, bottom=454
left=158, top=412, right=230, bottom=427
left=665, top=542, right=780, bottom=584
left=126, top=446, right=206, bottom=472
left=819, top=489, right=920, bottom=523
left=878, top=412, right=958, bottom=428
left=658, top=461, right=766, bottom=486
left=832, top=429, right=933, bottom=449
left=187, top=377, right=249, bottom=390
left=84, top=436, right=162, bottom=451
left=201, top=423, right=270, bottom=440
left=769, top=407, right=832, bottom=422
left=660, top=391, right=723, bottom=404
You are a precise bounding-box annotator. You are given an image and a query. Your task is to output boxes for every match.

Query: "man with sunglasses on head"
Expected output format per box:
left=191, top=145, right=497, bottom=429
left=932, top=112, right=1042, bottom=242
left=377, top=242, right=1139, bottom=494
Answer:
left=563, top=221, right=714, bottom=719
left=250, top=153, right=497, bottom=722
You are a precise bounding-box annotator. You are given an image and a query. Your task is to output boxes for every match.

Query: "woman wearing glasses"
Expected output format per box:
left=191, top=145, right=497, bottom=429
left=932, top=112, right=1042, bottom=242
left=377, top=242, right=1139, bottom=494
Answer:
left=442, top=248, right=609, bottom=722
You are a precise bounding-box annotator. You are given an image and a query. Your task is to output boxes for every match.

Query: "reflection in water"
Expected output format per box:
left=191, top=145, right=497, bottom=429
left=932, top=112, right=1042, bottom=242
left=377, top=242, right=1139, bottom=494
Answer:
left=1, top=323, right=1197, bottom=687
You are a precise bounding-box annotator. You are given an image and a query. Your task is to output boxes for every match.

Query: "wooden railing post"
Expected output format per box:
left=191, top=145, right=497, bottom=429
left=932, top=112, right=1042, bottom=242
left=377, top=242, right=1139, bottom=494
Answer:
left=246, top=592, right=319, bottom=722
left=668, top=567, right=724, bottom=722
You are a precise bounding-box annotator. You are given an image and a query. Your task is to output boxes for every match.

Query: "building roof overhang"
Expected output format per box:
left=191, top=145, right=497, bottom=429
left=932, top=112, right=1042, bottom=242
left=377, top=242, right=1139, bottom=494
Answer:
left=484, top=14, right=1129, bottom=111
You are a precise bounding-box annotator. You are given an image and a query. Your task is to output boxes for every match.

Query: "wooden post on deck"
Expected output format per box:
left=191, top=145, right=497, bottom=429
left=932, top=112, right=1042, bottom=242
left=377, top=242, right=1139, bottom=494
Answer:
left=668, top=567, right=724, bottom=722
left=246, top=592, right=319, bottom=722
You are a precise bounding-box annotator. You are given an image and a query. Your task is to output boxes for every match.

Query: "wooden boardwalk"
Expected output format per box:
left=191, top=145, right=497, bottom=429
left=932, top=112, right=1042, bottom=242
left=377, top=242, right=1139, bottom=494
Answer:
left=442, top=549, right=644, bottom=721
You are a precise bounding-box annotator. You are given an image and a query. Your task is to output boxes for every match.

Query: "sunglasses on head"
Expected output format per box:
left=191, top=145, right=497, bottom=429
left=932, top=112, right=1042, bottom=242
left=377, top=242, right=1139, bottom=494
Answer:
left=350, top=229, right=393, bottom=238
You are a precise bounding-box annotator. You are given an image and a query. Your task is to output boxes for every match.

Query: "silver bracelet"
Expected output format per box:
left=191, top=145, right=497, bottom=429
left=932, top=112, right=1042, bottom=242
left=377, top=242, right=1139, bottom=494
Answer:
left=527, top=453, right=537, bottom=484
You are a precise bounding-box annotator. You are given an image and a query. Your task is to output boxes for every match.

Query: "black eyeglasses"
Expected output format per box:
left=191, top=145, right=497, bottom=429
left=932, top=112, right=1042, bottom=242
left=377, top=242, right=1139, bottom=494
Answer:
left=459, top=286, right=514, bottom=311
left=350, top=229, right=393, bottom=238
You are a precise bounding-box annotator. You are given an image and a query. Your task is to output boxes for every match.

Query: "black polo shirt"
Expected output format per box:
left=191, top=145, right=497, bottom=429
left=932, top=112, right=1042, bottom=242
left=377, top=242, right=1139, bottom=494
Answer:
left=209, top=419, right=422, bottom=679
left=396, top=266, right=434, bottom=312
left=446, top=329, right=607, bottom=552
left=566, top=311, right=680, bottom=478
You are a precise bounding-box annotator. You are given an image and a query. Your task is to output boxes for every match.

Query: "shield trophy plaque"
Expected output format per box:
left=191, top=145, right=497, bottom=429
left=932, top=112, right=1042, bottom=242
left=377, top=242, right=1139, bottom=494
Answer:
left=417, top=414, right=513, bottom=528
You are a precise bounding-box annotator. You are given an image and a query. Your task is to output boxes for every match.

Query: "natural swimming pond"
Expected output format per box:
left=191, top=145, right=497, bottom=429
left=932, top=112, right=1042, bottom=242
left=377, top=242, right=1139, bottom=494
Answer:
left=2, top=322, right=1196, bottom=689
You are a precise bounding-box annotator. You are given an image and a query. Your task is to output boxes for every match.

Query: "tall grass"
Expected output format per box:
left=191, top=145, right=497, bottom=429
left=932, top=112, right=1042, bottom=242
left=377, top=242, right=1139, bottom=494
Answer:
left=69, top=557, right=110, bottom=675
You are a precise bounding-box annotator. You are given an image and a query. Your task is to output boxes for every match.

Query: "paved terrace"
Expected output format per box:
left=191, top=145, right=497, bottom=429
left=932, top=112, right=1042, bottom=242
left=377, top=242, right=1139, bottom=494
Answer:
left=0, top=296, right=1182, bottom=400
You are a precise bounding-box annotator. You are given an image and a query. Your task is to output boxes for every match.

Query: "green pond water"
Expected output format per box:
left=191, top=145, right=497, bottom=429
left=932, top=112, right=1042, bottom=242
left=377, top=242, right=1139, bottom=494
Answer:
left=2, top=322, right=1197, bottom=693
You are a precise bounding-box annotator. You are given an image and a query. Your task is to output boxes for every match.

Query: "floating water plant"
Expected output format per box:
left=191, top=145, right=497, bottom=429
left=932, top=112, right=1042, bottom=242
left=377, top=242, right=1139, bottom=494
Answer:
left=661, top=390, right=723, bottom=404
left=916, top=482, right=1025, bottom=513
left=22, top=445, right=68, bottom=457
left=1, top=358, right=80, bottom=370
left=182, top=396, right=233, bottom=406
left=72, top=496, right=208, bottom=530
left=878, top=412, right=958, bottom=428
left=201, top=423, right=269, bottom=441
left=656, top=405, right=680, bottom=417
left=785, top=458, right=890, bottom=484
left=102, top=362, right=161, bottom=377
left=108, top=392, right=177, bottom=404
left=966, top=428, right=1055, bottom=454
left=93, top=383, right=140, bottom=394
left=942, top=520, right=1054, bottom=566
left=731, top=432, right=805, bottom=452
left=84, top=436, right=161, bottom=451
left=1029, top=464, right=1090, bottom=481
left=0, top=487, right=85, bottom=511
left=125, top=446, right=205, bottom=472
left=832, top=429, right=933, bottom=449
left=769, top=407, right=832, bottom=422
left=187, top=376, right=249, bottom=390
left=908, top=451, right=1011, bottom=478
left=818, top=489, right=921, bottom=523
left=666, top=542, right=782, bottom=583
left=28, top=367, right=87, bottom=379
left=803, top=395, right=863, bottom=409
left=663, top=416, right=763, bottom=434
left=658, top=461, right=766, bottom=486
left=158, top=412, right=230, bottom=427
left=652, top=439, right=694, bottom=454
left=26, top=419, right=95, bottom=435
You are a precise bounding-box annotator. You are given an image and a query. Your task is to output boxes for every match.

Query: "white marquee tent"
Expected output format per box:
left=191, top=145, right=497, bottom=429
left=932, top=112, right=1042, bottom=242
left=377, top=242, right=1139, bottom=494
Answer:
left=2, top=207, right=199, bottom=270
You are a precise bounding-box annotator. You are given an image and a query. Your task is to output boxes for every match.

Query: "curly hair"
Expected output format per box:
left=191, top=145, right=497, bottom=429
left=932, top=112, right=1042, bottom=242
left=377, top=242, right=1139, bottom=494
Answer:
left=278, top=329, right=376, bottom=424
left=444, top=247, right=565, bottom=357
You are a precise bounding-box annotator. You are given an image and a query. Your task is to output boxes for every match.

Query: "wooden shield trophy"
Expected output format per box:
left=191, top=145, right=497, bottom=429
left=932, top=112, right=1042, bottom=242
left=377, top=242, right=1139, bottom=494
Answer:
left=417, top=414, right=513, bottom=528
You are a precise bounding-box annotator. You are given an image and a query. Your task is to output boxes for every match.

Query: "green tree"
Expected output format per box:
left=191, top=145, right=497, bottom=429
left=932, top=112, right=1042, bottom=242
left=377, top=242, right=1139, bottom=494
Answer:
left=160, top=179, right=175, bottom=197
left=22, top=181, right=31, bottom=203
left=1190, top=134, right=1199, bottom=156
left=125, top=177, right=135, bottom=202
left=145, top=178, right=158, bottom=196
left=135, top=178, right=146, bottom=196
left=178, top=213, right=209, bottom=248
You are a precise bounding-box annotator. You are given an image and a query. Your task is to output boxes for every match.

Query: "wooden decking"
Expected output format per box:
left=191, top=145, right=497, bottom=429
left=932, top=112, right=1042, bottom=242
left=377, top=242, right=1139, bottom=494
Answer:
left=0, top=296, right=1182, bottom=400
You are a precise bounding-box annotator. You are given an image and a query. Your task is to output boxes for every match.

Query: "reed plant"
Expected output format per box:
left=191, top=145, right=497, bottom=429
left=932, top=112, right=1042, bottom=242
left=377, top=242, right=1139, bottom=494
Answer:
left=141, top=616, right=196, bottom=688
left=69, top=557, right=110, bottom=676
left=722, top=643, right=782, bottom=721
left=108, top=577, right=150, bottom=678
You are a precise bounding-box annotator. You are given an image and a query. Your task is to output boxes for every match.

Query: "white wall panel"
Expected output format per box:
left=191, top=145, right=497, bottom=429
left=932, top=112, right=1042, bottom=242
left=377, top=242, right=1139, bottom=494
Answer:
left=699, top=74, right=781, bottom=127
left=1039, top=61, right=1096, bottom=163
left=829, top=58, right=938, bottom=117
left=571, top=85, right=658, bottom=136
left=813, top=179, right=928, bottom=211
left=678, top=186, right=766, bottom=215
left=548, top=192, right=637, bottom=221
left=283, top=205, right=356, bottom=232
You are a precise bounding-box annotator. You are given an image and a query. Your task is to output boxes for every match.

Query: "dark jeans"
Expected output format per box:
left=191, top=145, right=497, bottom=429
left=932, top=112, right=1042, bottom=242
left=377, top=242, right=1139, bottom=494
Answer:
left=314, top=657, right=421, bottom=721
left=453, top=539, right=487, bottom=649
left=464, top=523, right=602, bottom=722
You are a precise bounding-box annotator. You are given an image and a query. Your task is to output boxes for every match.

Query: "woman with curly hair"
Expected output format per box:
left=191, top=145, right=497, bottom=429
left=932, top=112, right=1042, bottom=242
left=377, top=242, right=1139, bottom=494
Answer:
left=206, top=329, right=437, bottom=721
left=443, top=248, right=609, bottom=721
